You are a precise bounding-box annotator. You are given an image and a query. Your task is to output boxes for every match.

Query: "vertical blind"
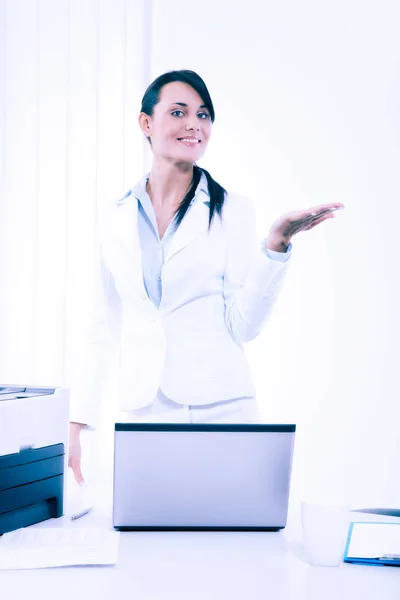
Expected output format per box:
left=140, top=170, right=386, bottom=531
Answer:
left=0, top=0, right=149, bottom=389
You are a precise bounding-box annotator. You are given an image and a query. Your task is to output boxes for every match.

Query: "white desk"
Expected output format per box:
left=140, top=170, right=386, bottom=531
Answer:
left=1, top=488, right=399, bottom=600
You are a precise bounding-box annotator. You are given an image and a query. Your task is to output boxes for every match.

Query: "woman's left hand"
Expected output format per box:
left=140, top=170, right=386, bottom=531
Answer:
left=265, top=202, right=345, bottom=252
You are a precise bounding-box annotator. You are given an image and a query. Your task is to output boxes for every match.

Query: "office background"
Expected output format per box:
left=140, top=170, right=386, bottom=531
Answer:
left=0, top=0, right=399, bottom=508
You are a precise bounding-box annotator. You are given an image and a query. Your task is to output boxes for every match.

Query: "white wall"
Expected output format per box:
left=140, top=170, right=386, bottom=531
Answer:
left=1, top=0, right=399, bottom=508
left=151, top=0, right=400, bottom=507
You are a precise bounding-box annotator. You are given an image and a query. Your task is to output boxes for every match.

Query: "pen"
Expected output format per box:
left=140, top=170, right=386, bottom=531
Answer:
left=70, top=506, right=94, bottom=521
left=378, top=554, right=400, bottom=560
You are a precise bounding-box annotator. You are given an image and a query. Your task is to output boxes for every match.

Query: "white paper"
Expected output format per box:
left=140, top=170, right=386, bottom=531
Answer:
left=347, top=522, right=400, bottom=559
left=0, top=527, right=119, bottom=570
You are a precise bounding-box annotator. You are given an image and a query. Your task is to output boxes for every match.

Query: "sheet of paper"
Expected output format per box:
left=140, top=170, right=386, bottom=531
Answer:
left=0, top=527, right=119, bottom=570
left=347, top=522, right=400, bottom=559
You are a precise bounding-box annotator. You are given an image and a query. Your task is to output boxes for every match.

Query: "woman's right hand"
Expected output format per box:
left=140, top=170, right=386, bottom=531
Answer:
left=68, top=422, right=85, bottom=485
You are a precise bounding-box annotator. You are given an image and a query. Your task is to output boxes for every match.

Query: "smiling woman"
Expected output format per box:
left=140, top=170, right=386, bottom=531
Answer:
left=68, top=69, right=343, bottom=485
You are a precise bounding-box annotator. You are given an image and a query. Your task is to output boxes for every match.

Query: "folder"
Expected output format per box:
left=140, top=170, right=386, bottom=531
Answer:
left=344, top=521, right=400, bottom=566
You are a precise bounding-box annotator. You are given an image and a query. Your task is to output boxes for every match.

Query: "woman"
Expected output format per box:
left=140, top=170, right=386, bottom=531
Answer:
left=69, top=70, right=343, bottom=484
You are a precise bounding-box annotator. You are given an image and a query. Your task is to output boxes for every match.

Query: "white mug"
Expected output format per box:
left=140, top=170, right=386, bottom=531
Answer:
left=301, top=500, right=350, bottom=567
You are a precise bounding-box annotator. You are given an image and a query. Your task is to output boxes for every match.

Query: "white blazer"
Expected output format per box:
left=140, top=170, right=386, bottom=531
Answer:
left=69, top=182, right=290, bottom=428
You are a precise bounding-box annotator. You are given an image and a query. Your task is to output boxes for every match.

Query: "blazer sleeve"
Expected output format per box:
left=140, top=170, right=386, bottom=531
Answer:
left=223, top=194, right=290, bottom=343
left=69, top=233, right=122, bottom=430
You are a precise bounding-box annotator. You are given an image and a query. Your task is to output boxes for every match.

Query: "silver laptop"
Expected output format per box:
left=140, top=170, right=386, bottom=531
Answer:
left=113, top=423, right=295, bottom=531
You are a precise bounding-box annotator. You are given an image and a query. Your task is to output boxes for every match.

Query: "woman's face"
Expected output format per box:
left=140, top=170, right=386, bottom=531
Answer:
left=140, top=81, right=212, bottom=164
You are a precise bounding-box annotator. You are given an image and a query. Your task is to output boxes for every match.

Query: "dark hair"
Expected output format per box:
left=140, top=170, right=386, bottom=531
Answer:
left=140, top=70, right=226, bottom=228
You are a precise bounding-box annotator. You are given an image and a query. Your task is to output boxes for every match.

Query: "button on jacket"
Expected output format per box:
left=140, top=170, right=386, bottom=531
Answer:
left=70, top=174, right=292, bottom=428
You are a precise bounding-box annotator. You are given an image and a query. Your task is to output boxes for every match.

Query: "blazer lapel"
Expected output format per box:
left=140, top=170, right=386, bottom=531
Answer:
left=106, top=178, right=211, bottom=287
left=108, top=193, right=147, bottom=296
left=164, top=190, right=210, bottom=263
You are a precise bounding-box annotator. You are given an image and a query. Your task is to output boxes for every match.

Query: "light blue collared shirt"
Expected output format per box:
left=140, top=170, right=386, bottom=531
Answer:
left=129, top=173, right=291, bottom=308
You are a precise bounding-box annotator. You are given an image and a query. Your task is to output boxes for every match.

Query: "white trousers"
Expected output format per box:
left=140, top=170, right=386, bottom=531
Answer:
left=119, top=388, right=261, bottom=424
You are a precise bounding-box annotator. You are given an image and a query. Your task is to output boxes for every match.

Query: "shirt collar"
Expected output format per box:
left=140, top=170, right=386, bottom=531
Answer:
left=130, top=170, right=210, bottom=203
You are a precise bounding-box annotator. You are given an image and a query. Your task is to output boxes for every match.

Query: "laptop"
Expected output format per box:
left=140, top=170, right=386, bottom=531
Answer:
left=113, top=423, right=296, bottom=531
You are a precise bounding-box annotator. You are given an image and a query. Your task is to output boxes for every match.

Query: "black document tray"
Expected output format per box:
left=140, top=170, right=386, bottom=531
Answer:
left=0, top=443, right=65, bottom=535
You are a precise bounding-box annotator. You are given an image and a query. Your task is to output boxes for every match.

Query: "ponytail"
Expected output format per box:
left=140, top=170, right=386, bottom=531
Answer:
left=174, top=165, right=227, bottom=230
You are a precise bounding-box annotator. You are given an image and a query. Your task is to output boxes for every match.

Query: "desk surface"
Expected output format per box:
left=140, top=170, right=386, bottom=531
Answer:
left=1, top=491, right=400, bottom=600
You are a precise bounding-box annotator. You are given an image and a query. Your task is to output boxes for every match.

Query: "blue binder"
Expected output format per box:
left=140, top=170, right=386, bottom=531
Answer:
left=344, top=522, right=400, bottom=566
